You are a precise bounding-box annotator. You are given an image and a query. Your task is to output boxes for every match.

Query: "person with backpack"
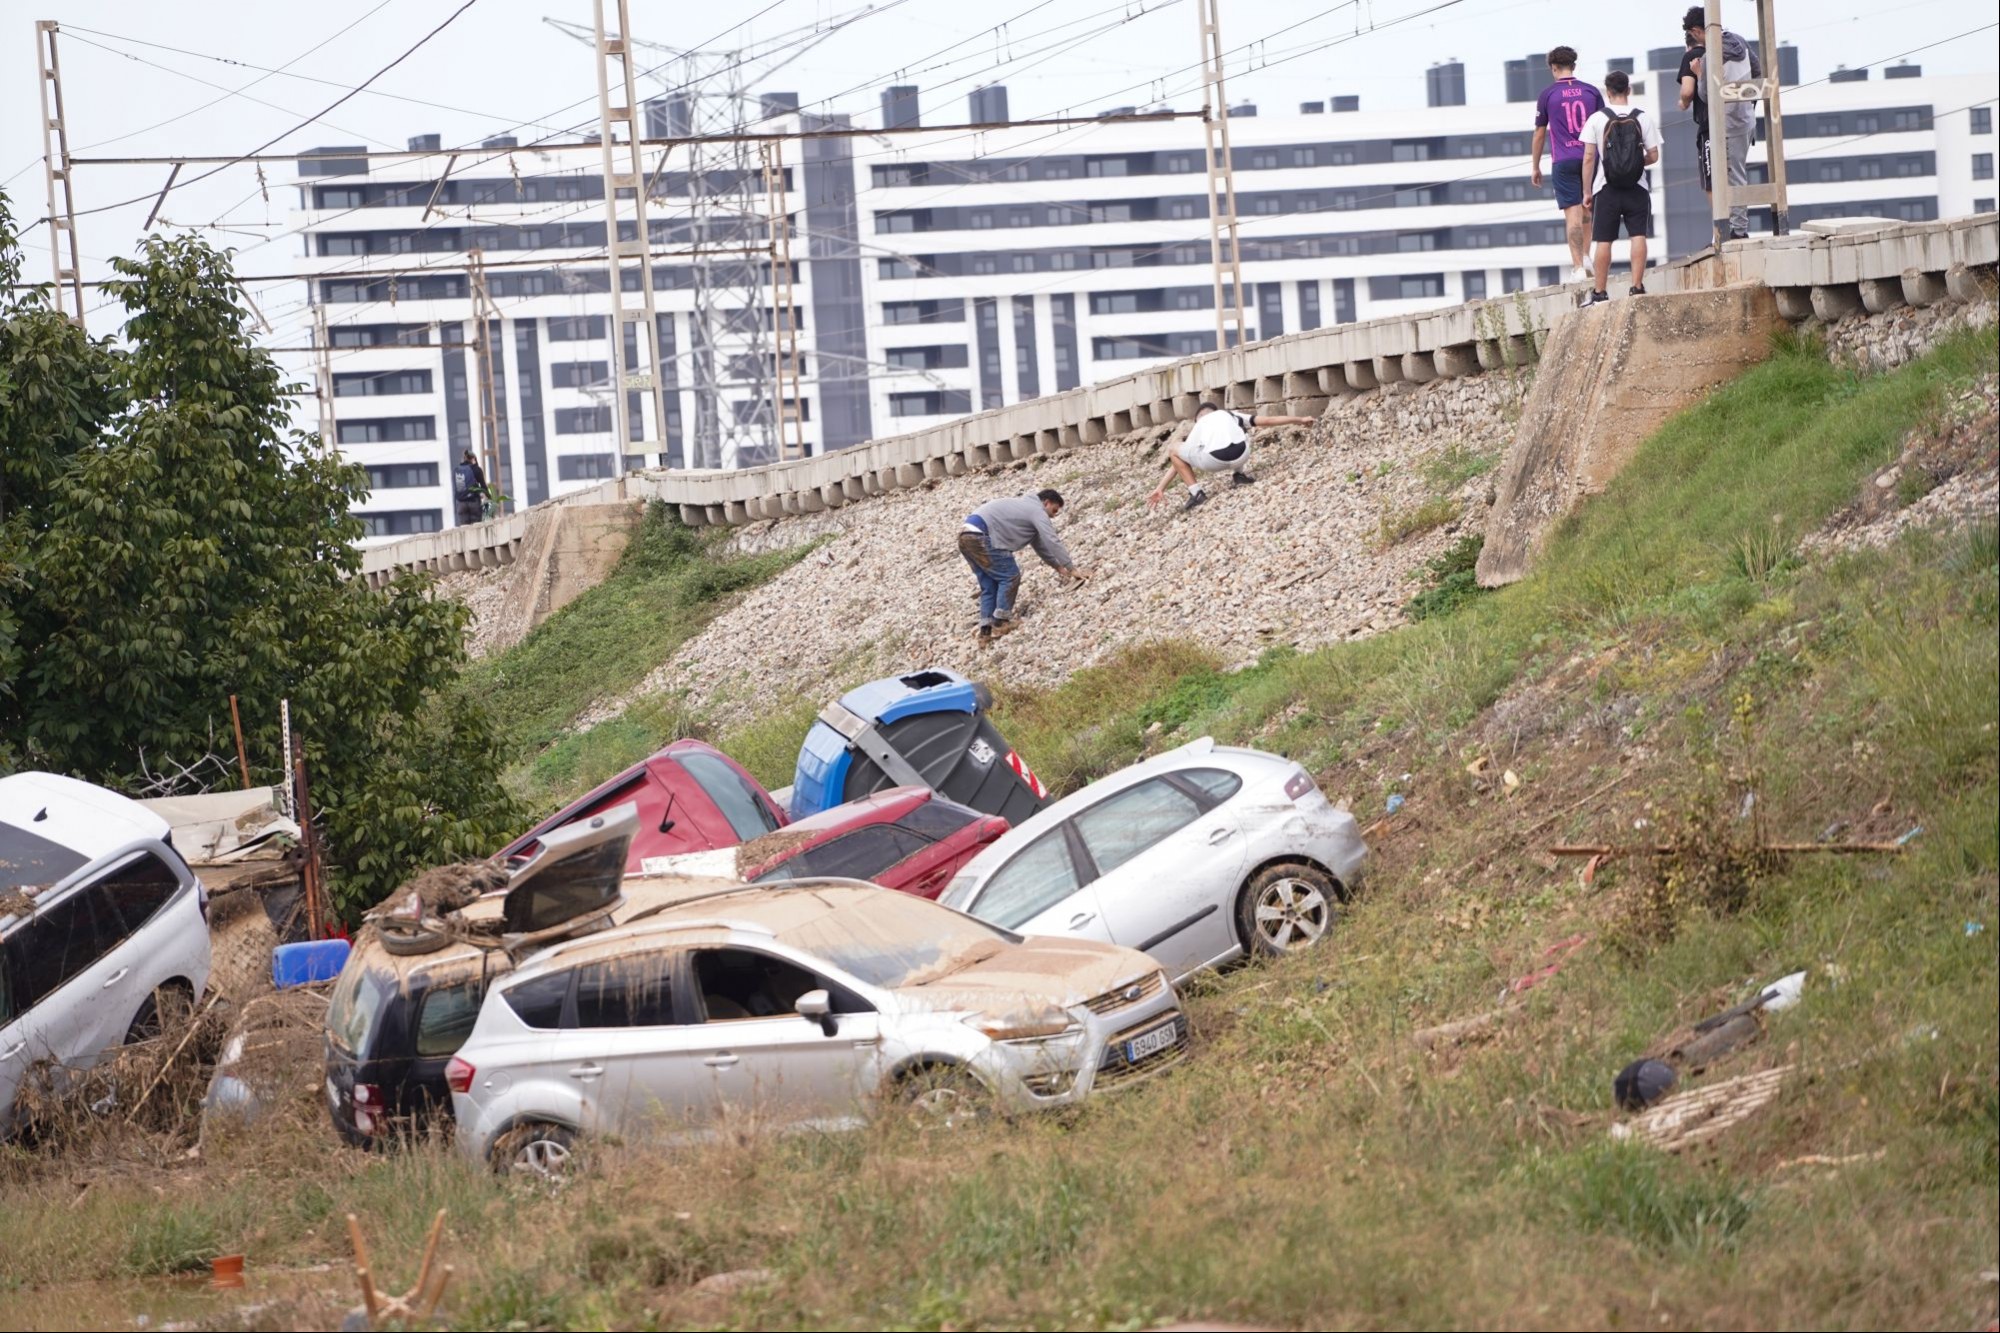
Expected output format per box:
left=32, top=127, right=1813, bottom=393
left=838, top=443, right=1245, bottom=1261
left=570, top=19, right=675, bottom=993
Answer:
left=1146, top=402, right=1317, bottom=513
left=1678, top=6, right=1762, bottom=241
left=1529, top=45, right=1605, bottom=285
left=452, top=449, right=490, bottom=526
left=1578, top=70, right=1664, bottom=306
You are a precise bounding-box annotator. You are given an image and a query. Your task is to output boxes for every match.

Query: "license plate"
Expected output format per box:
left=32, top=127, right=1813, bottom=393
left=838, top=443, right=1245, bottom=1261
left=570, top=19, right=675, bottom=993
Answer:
left=1124, top=1018, right=1182, bottom=1063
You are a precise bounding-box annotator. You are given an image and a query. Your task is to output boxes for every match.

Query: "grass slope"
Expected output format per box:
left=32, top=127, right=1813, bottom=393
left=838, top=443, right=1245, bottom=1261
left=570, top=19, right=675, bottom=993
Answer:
left=3, top=327, right=1994, bottom=1332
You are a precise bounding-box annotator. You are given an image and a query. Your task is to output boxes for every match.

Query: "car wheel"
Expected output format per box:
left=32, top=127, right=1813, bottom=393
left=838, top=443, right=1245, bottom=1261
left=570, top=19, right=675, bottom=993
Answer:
left=377, top=919, right=454, bottom=956
left=898, top=1066, right=988, bottom=1130
left=123, top=982, right=195, bottom=1044
left=1237, top=862, right=1341, bottom=959
left=492, top=1123, right=579, bottom=1180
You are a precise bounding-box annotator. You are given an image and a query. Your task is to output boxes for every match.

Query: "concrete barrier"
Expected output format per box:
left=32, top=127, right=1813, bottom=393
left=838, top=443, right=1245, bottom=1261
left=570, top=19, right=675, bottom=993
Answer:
left=360, top=214, right=1998, bottom=584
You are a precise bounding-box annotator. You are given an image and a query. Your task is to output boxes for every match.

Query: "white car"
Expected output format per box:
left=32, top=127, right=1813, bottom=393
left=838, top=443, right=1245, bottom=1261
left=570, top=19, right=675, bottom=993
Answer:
left=938, top=738, right=1367, bottom=982
left=0, top=772, right=213, bottom=1128
left=448, top=882, right=1185, bottom=1174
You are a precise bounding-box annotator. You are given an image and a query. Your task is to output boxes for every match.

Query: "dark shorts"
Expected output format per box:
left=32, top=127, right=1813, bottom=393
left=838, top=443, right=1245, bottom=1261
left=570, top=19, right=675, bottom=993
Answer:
left=1591, top=184, right=1652, bottom=242
left=1552, top=157, right=1585, bottom=209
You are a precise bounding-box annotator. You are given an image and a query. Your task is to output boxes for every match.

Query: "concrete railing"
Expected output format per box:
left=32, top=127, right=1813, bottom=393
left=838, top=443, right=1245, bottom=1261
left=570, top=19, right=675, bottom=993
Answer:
left=361, top=213, right=1997, bottom=585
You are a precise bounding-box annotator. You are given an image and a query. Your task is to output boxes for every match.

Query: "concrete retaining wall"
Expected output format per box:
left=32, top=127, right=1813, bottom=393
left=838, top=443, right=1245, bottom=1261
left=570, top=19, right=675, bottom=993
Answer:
left=362, top=214, right=1998, bottom=587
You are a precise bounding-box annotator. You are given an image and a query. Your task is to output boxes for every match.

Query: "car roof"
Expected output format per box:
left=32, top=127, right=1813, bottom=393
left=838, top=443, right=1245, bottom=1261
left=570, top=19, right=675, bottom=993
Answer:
left=779, top=785, right=930, bottom=836
left=498, top=738, right=741, bottom=856
left=954, top=738, right=1289, bottom=882
left=0, top=772, right=170, bottom=866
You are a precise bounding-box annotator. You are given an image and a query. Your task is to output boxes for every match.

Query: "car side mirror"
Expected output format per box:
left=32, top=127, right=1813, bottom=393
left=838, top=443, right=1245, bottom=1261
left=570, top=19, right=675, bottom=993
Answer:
left=797, top=989, right=837, bottom=1037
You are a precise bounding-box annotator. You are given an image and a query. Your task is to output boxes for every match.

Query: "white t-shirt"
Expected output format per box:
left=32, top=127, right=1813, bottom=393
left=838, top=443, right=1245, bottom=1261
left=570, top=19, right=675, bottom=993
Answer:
left=1579, top=104, right=1664, bottom=196
left=1178, top=410, right=1253, bottom=471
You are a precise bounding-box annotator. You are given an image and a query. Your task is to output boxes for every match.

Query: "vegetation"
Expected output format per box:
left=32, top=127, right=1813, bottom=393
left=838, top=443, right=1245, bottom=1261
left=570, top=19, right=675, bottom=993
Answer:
left=1404, top=532, right=1488, bottom=621
left=0, top=195, right=515, bottom=917
left=0, top=297, right=1991, bottom=1330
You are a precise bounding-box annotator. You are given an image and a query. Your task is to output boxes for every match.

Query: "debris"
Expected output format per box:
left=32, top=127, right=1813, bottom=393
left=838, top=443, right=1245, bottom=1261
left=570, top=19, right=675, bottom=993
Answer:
left=1465, top=756, right=1491, bottom=776
left=1385, top=793, right=1405, bottom=814
left=1613, top=1058, right=1678, bottom=1111
left=1737, top=791, right=1756, bottom=820
left=346, top=1210, right=452, bottom=1329
left=691, top=1268, right=776, bottom=1296
left=1968, top=921, right=1987, bottom=937
left=1412, top=1005, right=1514, bottom=1051
left=211, top=1254, right=246, bottom=1289
left=274, top=938, right=350, bottom=989
left=1611, top=1064, right=1792, bottom=1151
left=1550, top=840, right=1907, bottom=858
left=1506, top=934, right=1590, bottom=996
left=1502, top=768, right=1521, bottom=793
left=1668, top=971, right=1806, bottom=1071
left=1774, top=1149, right=1884, bottom=1172
left=1894, top=824, right=1924, bottom=845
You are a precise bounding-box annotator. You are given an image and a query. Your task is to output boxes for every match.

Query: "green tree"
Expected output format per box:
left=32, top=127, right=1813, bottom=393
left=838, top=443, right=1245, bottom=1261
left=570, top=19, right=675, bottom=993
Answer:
left=0, top=193, right=518, bottom=916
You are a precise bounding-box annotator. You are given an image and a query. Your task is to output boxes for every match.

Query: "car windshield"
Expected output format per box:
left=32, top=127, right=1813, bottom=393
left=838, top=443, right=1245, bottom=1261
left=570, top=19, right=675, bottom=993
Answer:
left=327, top=964, right=396, bottom=1055
left=0, top=821, right=87, bottom=892
left=767, top=889, right=1022, bottom=990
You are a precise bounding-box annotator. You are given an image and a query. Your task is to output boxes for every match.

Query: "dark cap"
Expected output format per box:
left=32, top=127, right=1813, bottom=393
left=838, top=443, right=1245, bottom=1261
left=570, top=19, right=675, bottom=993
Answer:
left=1036, top=488, right=1065, bottom=509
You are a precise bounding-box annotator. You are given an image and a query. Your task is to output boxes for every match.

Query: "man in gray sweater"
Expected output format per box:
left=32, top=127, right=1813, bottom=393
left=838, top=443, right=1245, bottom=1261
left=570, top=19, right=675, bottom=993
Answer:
left=959, top=489, right=1089, bottom=644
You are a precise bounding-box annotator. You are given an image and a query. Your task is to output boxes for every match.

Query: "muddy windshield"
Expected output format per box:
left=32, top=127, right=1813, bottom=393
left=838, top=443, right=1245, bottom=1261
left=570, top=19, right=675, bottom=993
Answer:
left=770, top=891, right=1021, bottom=990
left=327, top=964, right=395, bottom=1055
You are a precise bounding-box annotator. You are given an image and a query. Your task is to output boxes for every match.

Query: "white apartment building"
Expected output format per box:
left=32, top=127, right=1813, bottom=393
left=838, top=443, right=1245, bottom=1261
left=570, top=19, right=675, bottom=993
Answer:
left=290, top=56, right=1998, bottom=541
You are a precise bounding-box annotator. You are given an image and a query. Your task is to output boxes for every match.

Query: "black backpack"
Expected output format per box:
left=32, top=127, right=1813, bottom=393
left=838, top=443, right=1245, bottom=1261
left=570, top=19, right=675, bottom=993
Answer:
left=1601, top=109, right=1646, bottom=189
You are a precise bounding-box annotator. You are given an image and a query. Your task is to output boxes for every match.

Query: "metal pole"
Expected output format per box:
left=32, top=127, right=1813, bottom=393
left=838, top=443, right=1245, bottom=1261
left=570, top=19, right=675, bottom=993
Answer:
left=468, top=248, right=506, bottom=516
left=1704, top=0, right=1732, bottom=248
left=763, top=140, right=806, bottom=461
left=1757, top=0, right=1790, bottom=237
left=34, top=22, right=87, bottom=325
left=1197, top=0, right=1249, bottom=351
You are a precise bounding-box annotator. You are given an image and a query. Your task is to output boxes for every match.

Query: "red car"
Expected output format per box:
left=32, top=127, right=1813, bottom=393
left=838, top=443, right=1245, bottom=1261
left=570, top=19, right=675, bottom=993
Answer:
left=498, top=739, right=788, bottom=872
left=640, top=786, right=1008, bottom=900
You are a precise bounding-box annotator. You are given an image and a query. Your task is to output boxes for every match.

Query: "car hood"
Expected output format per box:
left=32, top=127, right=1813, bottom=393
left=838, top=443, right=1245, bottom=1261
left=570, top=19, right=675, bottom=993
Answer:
left=887, top=934, right=1155, bottom=1017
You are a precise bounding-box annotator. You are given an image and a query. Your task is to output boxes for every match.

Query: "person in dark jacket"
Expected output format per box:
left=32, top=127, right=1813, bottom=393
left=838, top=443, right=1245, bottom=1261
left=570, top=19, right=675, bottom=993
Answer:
left=958, top=489, right=1088, bottom=644
left=1679, top=6, right=1762, bottom=240
left=453, top=450, right=489, bottom=526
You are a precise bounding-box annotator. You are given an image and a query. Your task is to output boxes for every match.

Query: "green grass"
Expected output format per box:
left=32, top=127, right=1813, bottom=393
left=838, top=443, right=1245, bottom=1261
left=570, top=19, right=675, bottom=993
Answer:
left=1377, top=494, right=1461, bottom=547
left=4, top=323, right=1993, bottom=1332
left=466, top=502, right=812, bottom=808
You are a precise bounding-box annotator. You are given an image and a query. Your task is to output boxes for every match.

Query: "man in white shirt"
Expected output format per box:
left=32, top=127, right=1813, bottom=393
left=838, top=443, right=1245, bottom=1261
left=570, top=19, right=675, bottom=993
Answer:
left=1577, top=70, right=1664, bottom=306
left=1147, top=403, right=1315, bottom=513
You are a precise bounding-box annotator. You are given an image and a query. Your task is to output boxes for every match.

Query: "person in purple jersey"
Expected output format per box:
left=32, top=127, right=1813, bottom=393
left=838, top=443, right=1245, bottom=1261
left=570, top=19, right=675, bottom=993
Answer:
left=1529, top=46, right=1605, bottom=285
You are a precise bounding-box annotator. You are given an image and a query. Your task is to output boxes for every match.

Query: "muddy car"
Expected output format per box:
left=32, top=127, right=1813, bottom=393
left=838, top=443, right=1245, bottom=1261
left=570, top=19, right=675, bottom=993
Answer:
left=638, top=787, right=1008, bottom=899
left=324, top=805, right=735, bottom=1145
left=449, top=883, right=1187, bottom=1174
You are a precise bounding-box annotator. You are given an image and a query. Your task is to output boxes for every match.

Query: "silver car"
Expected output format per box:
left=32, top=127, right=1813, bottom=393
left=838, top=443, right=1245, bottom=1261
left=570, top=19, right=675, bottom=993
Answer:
left=939, top=738, right=1367, bottom=982
left=448, top=882, right=1185, bottom=1173
left=1, top=772, right=213, bottom=1128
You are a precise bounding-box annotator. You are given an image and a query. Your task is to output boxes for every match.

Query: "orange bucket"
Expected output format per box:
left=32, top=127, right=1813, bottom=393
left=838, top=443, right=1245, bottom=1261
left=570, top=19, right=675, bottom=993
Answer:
left=210, top=1254, right=245, bottom=1288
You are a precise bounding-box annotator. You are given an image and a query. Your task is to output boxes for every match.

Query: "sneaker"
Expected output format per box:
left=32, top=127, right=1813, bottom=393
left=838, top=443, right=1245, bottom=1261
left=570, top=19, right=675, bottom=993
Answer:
left=1629, top=284, right=1648, bottom=297
left=1231, top=469, right=1256, bottom=486
left=989, top=618, right=1019, bottom=640
left=1585, top=290, right=1610, bottom=306
left=1182, top=487, right=1209, bottom=513
left=1570, top=264, right=1589, bottom=284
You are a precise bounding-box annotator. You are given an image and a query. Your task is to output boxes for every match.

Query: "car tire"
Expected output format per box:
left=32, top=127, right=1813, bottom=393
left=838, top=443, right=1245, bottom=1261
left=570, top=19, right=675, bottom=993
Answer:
left=377, top=920, right=454, bottom=956
left=897, top=1065, right=989, bottom=1130
left=123, top=981, right=195, bottom=1044
left=491, top=1122, right=579, bottom=1180
left=1236, top=862, right=1342, bottom=959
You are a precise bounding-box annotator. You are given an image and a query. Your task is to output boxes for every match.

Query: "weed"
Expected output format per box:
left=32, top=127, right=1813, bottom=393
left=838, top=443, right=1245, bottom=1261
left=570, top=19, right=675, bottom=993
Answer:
left=1406, top=533, right=1488, bottom=621
left=119, top=1209, right=222, bottom=1277
left=1729, top=525, right=1799, bottom=585
left=1421, top=441, right=1500, bottom=492
left=1378, top=496, right=1461, bottom=548
left=1538, top=1142, right=1756, bottom=1255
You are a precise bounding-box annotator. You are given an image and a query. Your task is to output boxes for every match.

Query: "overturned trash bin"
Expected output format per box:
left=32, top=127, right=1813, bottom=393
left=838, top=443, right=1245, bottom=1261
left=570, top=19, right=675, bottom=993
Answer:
left=791, top=669, right=1050, bottom=824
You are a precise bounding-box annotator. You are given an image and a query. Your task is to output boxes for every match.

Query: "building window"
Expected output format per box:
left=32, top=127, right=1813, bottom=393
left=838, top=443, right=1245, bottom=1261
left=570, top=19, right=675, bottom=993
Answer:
left=1253, top=198, right=1282, bottom=214
left=1539, top=265, right=1562, bottom=287
left=1169, top=200, right=1201, bottom=219
left=1392, top=142, right=1432, bottom=162
left=364, top=463, right=438, bottom=490
left=550, top=361, right=610, bottom=388
left=877, top=213, right=915, bottom=233
left=1172, top=288, right=1209, bottom=310
left=358, top=509, right=441, bottom=537
left=1367, top=274, right=1444, bottom=301
left=1978, top=197, right=1997, bottom=213
left=889, top=390, right=971, bottom=418
left=973, top=256, right=998, bottom=274
left=1089, top=202, right=1133, bottom=223
left=1164, top=153, right=1198, bottom=173
left=1975, top=153, right=1996, bottom=180
left=1501, top=268, right=1525, bottom=293
left=1050, top=252, right=1080, bottom=270
left=969, top=211, right=994, bottom=229
left=333, top=370, right=432, bottom=397
left=1328, top=146, right=1357, bottom=165
left=1250, top=150, right=1278, bottom=169
left=556, top=454, right=616, bottom=481
left=554, top=406, right=612, bottom=434
left=1001, top=162, right=1030, bottom=182
left=1972, top=107, right=1993, bottom=135
left=336, top=417, right=435, bottom=444
left=1086, top=158, right=1128, bottom=177
left=1092, top=292, right=1141, bottom=314
left=879, top=257, right=923, bottom=278
left=1045, top=161, right=1072, bottom=179
left=545, top=315, right=606, bottom=341
left=1891, top=110, right=1921, bottom=131
left=1291, top=147, right=1316, bottom=167
left=1397, top=233, right=1437, bottom=252
left=316, top=187, right=365, bottom=209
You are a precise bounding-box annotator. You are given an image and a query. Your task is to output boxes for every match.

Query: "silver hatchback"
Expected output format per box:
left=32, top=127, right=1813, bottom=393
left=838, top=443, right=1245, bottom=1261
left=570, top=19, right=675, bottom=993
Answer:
left=449, top=882, right=1186, bottom=1172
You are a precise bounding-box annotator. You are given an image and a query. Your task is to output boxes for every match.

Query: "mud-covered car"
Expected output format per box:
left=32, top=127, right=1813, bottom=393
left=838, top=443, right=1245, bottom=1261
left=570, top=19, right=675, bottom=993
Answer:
left=448, top=882, right=1187, bottom=1174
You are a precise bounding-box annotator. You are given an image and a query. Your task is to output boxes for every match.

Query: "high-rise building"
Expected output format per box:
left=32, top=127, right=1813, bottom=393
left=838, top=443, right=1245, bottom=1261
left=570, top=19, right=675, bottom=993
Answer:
left=1427, top=61, right=1467, bottom=108
left=293, top=68, right=2000, bottom=540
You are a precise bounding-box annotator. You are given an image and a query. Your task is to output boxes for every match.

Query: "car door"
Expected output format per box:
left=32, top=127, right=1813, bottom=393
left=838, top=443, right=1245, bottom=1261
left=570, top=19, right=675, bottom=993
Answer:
left=971, top=825, right=1117, bottom=946
left=564, top=951, right=710, bottom=1142
left=687, top=946, right=883, bottom=1129
left=1068, top=774, right=1246, bottom=976
left=0, top=872, right=134, bottom=1104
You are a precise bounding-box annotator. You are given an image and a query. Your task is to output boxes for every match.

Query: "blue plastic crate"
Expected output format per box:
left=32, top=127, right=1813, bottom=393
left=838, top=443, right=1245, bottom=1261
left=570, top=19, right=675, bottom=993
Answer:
left=272, top=938, right=350, bottom=989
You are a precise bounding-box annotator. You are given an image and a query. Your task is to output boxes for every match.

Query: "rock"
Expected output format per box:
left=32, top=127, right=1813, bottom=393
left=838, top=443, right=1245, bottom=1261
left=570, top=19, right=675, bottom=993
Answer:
left=692, top=1268, right=776, bottom=1295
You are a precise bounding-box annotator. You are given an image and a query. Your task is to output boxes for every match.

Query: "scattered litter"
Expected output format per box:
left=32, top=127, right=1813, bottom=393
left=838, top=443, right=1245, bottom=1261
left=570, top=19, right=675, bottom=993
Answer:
left=274, top=938, right=350, bottom=989
left=1611, top=1064, right=1792, bottom=1151
left=1817, top=818, right=1850, bottom=842
left=1580, top=853, right=1607, bottom=886
left=692, top=1268, right=776, bottom=1296
left=1895, top=825, right=1924, bottom=845
left=1670, top=970, right=1807, bottom=1071
left=1904, top=1023, right=1941, bottom=1044
left=211, top=1254, right=246, bottom=1289
left=1506, top=934, right=1590, bottom=997
left=1737, top=791, right=1756, bottom=820
left=1968, top=921, right=1987, bottom=937
left=1385, top=793, right=1405, bottom=815
left=1774, top=1149, right=1885, bottom=1172
left=1465, top=756, right=1491, bottom=776
left=1614, top=1058, right=1678, bottom=1111
left=1551, top=840, right=1907, bottom=859
left=1412, top=1005, right=1513, bottom=1051
left=1503, top=768, right=1522, bottom=793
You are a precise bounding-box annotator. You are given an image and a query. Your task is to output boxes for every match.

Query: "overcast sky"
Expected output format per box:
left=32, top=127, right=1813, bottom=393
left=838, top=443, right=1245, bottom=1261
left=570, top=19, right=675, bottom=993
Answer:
left=3, top=0, right=1994, bottom=347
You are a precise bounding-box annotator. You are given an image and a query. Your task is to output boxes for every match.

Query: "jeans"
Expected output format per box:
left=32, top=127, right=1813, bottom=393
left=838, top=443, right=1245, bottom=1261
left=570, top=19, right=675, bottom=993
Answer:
left=1698, top=124, right=1753, bottom=235
left=958, top=529, right=1020, bottom=628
